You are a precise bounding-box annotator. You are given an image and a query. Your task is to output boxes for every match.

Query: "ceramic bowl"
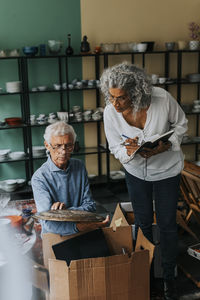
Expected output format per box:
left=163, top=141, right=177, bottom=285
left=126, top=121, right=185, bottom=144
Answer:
left=38, top=86, right=47, bottom=91
left=16, top=179, right=26, bottom=187
left=53, top=83, right=61, bottom=90
left=142, top=41, right=155, bottom=52
left=137, top=43, right=147, bottom=52
left=9, top=49, right=20, bottom=57
left=5, top=117, right=22, bottom=126
left=23, top=46, right=38, bottom=56
left=158, top=77, right=166, bottom=84
left=118, top=43, right=130, bottom=52
left=9, top=151, right=25, bottom=160
left=48, top=40, right=63, bottom=54
left=165, top=42, right=175, bottom=51
left=100, top=43, right=115, bottom=53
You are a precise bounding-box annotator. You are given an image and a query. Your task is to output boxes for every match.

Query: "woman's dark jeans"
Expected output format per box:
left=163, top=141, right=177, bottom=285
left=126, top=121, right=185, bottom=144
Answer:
left=125, top=170, right=181, bottom=280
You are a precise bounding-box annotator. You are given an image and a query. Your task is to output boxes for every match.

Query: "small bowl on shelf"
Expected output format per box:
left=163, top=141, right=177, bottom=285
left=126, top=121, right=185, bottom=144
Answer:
left=22, top=46, right=38, bottom=56
left=8, top=151, right=26, bottom=160
left=137, top=43, right=147, bottom=52
left=100, top=43, right=115, bottom=53
left=48, top=40, right=63, bottom=54
left=5, top=117, right=22, bottom=126
left=141, top=41, right=155, bottom=52
left=37, top=86, right=47, bottom=91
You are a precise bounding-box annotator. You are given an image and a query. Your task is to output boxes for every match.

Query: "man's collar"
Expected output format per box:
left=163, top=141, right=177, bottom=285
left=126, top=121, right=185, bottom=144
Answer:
left=47, top=156, right=70, bottom=172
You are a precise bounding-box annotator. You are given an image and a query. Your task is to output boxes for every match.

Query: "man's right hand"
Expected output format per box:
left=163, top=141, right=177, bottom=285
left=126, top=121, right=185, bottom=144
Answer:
left=76, top=215, right=110, bottom=232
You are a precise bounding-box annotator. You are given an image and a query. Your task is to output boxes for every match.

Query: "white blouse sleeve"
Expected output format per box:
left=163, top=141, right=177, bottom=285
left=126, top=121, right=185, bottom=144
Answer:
left=167, top=91, right=188, bottom=151
left=103, top=106, right=135, bottom=164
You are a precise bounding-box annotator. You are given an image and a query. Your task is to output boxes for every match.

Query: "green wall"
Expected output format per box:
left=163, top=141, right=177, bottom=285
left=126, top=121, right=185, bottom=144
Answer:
left=0, top=0, right=83, bottom=180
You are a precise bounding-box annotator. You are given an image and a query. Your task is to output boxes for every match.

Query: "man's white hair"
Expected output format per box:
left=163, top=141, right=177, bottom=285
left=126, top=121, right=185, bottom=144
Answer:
left=44, top=121, right=77, bottom=144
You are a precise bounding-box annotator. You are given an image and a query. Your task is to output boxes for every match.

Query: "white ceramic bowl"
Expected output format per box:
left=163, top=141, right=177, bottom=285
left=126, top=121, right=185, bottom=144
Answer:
left=118, top=43, right=129, bottom=52
left=48, top=40, right=63, bottom=54
left=38, top=86, right=47, bottom=91
left=16, top=178, right=26, bottom=187
left=0, top=149, right=11, bottom=155
left=128, top=42, right=137, bottom=52
left=9, top=151, right=25, bottom=160
left=100, top=43, right=115, bottom=53
left=137, top=43, right=147, bottom=52
left=158, top=77, right=166, bottom=84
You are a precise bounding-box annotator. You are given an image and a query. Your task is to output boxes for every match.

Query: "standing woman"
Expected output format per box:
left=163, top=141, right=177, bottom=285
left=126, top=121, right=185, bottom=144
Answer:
left=100, top=62, right=188, bottom=300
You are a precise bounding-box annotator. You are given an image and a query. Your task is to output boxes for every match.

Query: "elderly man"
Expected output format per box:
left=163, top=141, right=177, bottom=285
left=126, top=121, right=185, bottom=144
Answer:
left=32, top=121, right=109, bottom=235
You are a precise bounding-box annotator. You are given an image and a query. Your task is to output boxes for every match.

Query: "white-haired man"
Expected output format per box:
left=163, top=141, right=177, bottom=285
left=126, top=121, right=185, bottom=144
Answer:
left=32, top=121, right=109, bottom=235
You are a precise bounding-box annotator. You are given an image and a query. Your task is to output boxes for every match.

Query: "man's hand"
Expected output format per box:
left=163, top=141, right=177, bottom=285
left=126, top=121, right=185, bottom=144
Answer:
left=51, top=202, right=66, bottom=210
left=139, top=141, right=172, bottom=159
left=76, top=215, right=110, bottom=232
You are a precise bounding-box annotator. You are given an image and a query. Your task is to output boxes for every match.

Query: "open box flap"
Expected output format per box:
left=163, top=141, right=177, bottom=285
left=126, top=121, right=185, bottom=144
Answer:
left=110, top=203, right=129, bottom=230
left=135, top=228, right=155, bottom=265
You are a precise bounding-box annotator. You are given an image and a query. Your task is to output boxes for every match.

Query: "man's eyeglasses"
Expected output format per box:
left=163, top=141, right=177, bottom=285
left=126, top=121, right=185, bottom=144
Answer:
left=49, top=143, right=74, bottom=152
left=109, top=93, right=127, bottom=103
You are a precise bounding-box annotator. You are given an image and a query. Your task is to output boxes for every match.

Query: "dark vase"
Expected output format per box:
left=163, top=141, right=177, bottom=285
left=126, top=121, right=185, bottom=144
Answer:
left=66, top=34, right=74, bottom=55
left=80, top=35, right=90, bottom=53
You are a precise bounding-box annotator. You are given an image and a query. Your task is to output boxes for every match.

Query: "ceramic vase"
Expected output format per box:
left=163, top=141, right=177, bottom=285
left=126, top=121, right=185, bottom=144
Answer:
left=178, top=41, right=187, bottom=50
left=189, top=40, right=200, bottom=51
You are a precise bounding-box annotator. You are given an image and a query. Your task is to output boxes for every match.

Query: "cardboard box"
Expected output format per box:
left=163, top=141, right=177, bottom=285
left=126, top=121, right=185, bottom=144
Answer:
left=110, top=202, right=135, bottom=230
left=41, top=225, right=154, bottom=300
left=110, top=202, right=162, bottom=276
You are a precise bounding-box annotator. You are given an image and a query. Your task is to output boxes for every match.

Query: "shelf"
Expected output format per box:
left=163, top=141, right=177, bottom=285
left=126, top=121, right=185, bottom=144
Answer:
left=28, top=86, right=98, bottom=94
left=31, top=147, right=108, bottom=161
left=0, top=124, right=27, bottom=130
left=182, top=137, right=200, bottom=145
left=89, top=175, right=108, bottom=185
left=0, top=184, right=32, bottom=195
left=0, top=92, right=22, bottom=96
left=0, top=156, right=29, bottom=164
left=1, top=49, right=200, bottom=62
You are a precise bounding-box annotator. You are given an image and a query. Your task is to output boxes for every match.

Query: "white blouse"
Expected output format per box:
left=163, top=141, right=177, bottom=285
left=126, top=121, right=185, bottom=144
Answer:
left=103, top=87, right=188, bottom=181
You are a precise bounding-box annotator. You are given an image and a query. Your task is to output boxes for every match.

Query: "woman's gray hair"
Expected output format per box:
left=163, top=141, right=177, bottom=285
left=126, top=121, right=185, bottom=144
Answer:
left=100, top=62, right=152, bottom=112
left=44, top=121, right=77, bottom=144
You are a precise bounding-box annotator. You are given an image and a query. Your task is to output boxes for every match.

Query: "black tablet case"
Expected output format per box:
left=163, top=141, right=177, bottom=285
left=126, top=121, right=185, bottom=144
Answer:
left=52, top=228, right=110, bottom=266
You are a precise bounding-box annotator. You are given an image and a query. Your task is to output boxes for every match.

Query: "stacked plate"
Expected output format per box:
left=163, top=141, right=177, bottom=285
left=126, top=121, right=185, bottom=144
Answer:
left=32, top=146, right=46, bottom=157
left=6, top=81, right=22, bottom=93
left=1, top=180, right=18, bottom=192
left=8, top=151, right=26, bottom=160
left=0, top=149, right=11, bottom=161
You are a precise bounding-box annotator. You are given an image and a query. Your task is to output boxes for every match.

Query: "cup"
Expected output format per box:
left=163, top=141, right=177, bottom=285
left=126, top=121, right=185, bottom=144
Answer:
left=158, top=77, right=166, bottom=84
left=40, top=44, right=46, bottom=56
left=72, top=105, right=81, bottom=113
left=151, top=74, right=159, bottom=84
left=57, top=112, right=68, bottom=122
left=165, top=42, right=175, bottom=51
left=178, top=41, right=187, bottom=50
left=137, top=43, right=147, bottom=52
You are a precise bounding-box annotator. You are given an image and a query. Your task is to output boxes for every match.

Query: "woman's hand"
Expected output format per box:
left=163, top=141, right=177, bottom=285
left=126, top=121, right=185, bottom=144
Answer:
left=51, top=202, right=66, bottom=210
left=139, top=141, right=172, bottom=159
left=124, top=137, right=140, bottom=156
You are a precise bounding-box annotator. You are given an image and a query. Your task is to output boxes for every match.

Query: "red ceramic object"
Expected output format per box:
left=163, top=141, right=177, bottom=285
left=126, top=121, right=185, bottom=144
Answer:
left=5, top=117, right=22, bottom=126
